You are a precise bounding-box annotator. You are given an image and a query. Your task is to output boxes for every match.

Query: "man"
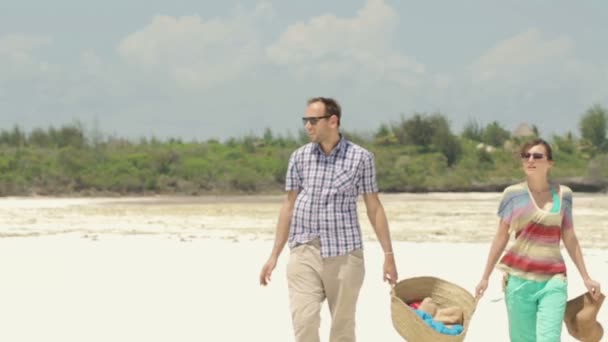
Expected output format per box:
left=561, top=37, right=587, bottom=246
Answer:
left=259, top=97, right=398, bottom=342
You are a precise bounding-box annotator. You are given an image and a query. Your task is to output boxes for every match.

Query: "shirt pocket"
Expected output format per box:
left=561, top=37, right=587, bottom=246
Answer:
left=333, top=168, right=356, bottom=194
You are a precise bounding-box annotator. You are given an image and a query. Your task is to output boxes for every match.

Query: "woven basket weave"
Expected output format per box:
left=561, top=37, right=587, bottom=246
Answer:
left=391, top=276, right=477, bottom=342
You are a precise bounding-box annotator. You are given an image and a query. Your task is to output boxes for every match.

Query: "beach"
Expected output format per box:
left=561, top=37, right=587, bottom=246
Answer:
left=0, top=194, right=606, bottom=341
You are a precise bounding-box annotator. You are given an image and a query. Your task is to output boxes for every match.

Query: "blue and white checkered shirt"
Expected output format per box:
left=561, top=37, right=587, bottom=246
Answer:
left=285, top=136, right=379, bottom=258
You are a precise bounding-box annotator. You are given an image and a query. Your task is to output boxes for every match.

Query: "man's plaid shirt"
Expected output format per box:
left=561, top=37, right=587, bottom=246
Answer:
left=285, top=136, right=379, bottom=258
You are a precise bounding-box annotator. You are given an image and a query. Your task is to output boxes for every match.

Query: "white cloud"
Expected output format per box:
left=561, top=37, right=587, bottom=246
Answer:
left=0, top=34, right=52, bottom=57
left=117, top=3, right=273, bottom=89
left=0, top=34, right=53, bottom=78
left=80, top=50, right=103, bottom=73
left=467, top=28, right=608, bottom=107
left=471, top=28, right=573, bottom=83
left=433, top=74, right=451, bottom=89
left=266, top=0, right=424, bottom=84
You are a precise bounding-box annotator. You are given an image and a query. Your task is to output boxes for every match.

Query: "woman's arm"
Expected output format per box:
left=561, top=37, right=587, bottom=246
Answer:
left=562, top=227, right=602, bottom=299
left=481, top=220, right=510, bottom=280
left=562, top=227, right=591, bottom=280
left=475, top=220, right=510, bottom=298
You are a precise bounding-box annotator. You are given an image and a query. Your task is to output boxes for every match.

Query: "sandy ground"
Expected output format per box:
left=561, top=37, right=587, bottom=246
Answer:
left=1, top=193, right=607, bottom=247
left=0, top=195, right=606, bottom=341
left=0, top=236, right=605, bottom=341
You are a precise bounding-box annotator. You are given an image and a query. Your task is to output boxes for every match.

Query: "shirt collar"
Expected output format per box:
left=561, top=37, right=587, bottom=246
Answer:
left=313, top=134, right=346, bottom=156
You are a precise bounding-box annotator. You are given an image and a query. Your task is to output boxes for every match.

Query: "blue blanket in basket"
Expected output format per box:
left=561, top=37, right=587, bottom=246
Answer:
left=413, top=309, right=464, bottom=335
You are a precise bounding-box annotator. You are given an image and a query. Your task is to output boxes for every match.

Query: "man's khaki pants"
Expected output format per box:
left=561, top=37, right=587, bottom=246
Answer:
left=286, top=240, right=365, bottom=342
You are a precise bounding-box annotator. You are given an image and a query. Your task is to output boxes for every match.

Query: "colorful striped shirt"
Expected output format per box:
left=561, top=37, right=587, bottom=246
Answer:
left=285, top=136, right=378, bottom=258
left=495, top=182, right=574, bottom=281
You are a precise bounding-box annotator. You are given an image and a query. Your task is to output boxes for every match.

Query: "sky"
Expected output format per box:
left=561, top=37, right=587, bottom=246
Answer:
left=0, top=0, right=607, bottom=141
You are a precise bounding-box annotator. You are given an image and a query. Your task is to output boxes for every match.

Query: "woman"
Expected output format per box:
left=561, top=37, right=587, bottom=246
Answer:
left=475, top=138, right=602, bottom=341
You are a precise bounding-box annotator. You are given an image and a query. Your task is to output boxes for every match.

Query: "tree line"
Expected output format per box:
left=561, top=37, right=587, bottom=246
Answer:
left=0, top=105, right=607, bottom=195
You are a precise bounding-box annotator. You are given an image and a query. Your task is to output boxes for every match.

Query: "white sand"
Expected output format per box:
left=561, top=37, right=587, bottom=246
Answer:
left=0, top=236, right=605, bottom=341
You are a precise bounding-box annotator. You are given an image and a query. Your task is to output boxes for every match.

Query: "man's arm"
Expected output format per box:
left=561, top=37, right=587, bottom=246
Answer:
left=362, top=192, right=393, bottom=254
left=259, top=190, right=298, bottom=286
left=269, top=190, right=299, bottom=259
left=362, top=192, right=397, bottom=284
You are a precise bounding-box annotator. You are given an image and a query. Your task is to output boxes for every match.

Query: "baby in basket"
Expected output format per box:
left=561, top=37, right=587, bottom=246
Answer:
left=410, top=297, right=465, bottom=335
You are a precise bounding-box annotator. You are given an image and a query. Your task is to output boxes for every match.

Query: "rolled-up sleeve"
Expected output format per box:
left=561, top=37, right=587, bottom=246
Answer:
left=285, top=152, right=301, bottom=191
left=357, top=152, right=379, bottom=195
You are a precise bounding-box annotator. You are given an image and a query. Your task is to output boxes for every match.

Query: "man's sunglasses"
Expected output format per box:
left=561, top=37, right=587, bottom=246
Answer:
left=302, top=114, right=333, bottom=125
left=521, top=152, right=545, bottom=160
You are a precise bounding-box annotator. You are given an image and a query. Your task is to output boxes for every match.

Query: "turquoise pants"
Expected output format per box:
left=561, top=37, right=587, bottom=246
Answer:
left=505, top=275, right=567, bottom=342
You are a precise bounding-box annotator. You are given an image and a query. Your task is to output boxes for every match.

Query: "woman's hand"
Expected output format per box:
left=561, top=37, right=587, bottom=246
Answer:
left=584, top=277, right=602, bottom=300
left=475, top=278, right=489, bottom=300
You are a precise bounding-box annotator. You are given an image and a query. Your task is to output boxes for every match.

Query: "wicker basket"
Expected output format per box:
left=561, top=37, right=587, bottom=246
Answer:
left=391, top=276, right=477, bottom=342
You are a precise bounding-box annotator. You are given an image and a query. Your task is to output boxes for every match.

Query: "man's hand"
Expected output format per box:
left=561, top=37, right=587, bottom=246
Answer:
left=259, top=190, right=298, bottom=286
left=362, top=193, right=398, bottom=286
left=259, top=256, right=278, bottom=286
left=383, top=254, right=398, bottom=285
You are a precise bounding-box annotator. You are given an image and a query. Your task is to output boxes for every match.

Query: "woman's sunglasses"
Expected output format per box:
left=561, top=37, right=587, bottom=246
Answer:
left=520, top=152, right=545, bottom=160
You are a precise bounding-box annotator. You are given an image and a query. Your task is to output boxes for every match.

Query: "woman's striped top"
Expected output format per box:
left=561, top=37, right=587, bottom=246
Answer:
left=495, top=182, right=574, bottom=281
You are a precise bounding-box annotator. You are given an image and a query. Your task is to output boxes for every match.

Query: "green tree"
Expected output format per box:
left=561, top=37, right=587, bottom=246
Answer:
left=54, top=123, right=87, bottom=148
left=0, top=125, right=27, bottom=147
left=373, top=124, right=397, bottom=145
left=428, top=114, right=462, bottom=166
left=263, top=127, right=274, bottom=145
left=532, top=125, right=540, bottom=137
left=392, top=113, right=434, bottom=147
left=462, top=119, right=484, bottom=142
left=482, top=121, right=510, bottom=147
left=553, top=132, right=576, bottom=154
left=579, top=104, right=607, bottom=152
left=391, top=113, right=461, bottom=165
left=29, top=128, right=53, bottom=147
left=342, top=130, right=370, bottom=146
left=297, top=129, right=309, bottom=145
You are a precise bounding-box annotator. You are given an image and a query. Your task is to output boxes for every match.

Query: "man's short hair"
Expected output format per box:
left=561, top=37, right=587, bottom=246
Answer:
left=307, top=97, right=341, bottom=125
